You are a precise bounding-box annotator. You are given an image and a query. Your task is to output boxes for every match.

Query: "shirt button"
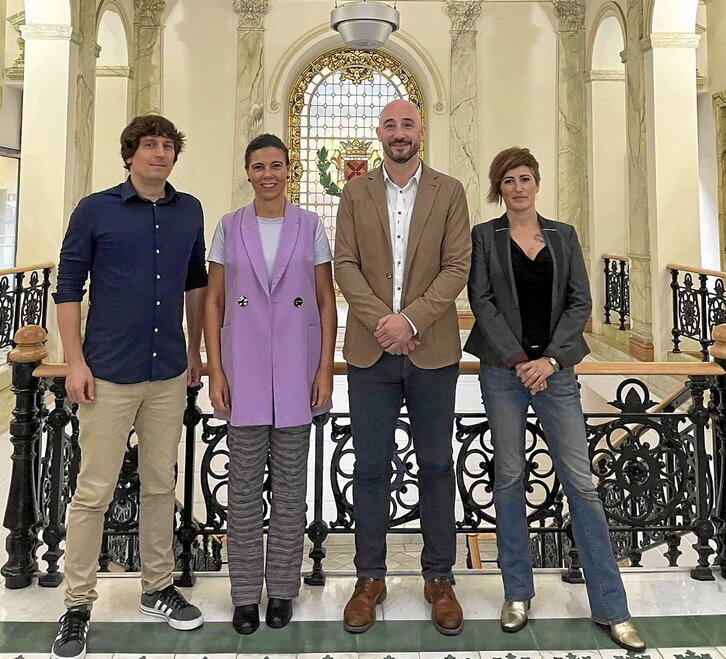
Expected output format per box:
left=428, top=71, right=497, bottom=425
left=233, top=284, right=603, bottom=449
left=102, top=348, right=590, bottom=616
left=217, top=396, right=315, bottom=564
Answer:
left=156, top=301, right=161, bottom=306
left=156, top=249, right=160, bottom=254
left=156, top=274, right=161, bottom=279
left=154, top=328, right=159, bottom=333
left=152, top=352, right=157, bottom=357
left=155, top=224, right=160, bottom=229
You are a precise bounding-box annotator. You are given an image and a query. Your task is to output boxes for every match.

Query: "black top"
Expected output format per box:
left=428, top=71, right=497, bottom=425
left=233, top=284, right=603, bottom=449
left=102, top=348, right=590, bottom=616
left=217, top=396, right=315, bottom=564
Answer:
left=53, top=178, right=208, bottom=384
left=510, top=239, right=553, bottom=360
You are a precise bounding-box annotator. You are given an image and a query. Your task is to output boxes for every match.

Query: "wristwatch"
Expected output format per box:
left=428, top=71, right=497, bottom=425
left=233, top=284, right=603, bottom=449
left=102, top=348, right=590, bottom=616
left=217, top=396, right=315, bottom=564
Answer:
left=546, top=356, right=561, bottom=372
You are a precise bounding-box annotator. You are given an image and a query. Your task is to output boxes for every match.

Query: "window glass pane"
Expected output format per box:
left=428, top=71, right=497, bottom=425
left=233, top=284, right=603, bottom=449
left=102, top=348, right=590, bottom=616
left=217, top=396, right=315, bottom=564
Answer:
left=0, top=156, right=19, bottom=269
left=289, top=48, right=424, bottom=251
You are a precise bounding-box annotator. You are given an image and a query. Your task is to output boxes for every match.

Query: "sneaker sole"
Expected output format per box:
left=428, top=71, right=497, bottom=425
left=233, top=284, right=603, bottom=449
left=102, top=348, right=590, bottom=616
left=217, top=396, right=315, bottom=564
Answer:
left=139, top=604, right=204, bottom=631
left=51, top=647, right=86, bottom=659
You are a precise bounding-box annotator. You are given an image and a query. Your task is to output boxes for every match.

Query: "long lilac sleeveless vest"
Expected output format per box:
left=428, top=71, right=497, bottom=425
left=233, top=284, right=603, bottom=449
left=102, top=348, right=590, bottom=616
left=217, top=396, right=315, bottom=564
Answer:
left=220, top=202, right=330, bottom=428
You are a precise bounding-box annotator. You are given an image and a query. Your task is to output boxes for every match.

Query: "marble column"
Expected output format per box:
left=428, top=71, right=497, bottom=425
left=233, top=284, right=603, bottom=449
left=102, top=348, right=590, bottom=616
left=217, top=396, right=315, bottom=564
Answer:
left=624, top=0, right=654, bottom=360
left=231, top=0, right=268, bottom=210
left=553, top=0, right=589, bottom=269
left=16, top=24, right=78, bottom=260
left=714, top=92, right=726, bottom=269
left=132, top=0, right=165, bottom=116
left=643, top=32, right=701, bottom=360
left=446, top=0, right=481, bottom=229
left=72, top=0, right=98, bottom=208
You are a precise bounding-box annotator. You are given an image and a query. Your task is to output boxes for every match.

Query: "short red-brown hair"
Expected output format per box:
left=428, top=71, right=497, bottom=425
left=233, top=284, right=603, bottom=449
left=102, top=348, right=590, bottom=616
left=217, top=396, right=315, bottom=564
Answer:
left=487, top=147, right=541, bottom=205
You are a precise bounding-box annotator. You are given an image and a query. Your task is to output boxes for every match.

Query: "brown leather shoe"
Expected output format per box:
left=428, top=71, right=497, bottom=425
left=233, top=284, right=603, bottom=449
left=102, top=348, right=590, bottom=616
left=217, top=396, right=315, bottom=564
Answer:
left=343, top=577, right=387, bottom=633
left=424, top=578, right=463, bottom=635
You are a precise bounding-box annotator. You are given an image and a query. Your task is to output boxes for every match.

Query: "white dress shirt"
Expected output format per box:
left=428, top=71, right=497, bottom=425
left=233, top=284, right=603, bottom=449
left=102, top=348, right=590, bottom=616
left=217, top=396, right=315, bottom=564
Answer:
left=382, top=161, right=423, bottom=333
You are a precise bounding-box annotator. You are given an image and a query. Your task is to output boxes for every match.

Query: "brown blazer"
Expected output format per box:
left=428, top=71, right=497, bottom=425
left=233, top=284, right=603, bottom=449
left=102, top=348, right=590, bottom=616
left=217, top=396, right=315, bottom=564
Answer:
left=334, top=163, right=471, bottom=369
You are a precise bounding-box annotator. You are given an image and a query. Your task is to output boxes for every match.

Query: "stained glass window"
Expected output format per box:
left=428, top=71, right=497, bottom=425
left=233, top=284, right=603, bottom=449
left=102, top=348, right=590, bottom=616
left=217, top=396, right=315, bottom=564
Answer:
left=288, top=48, right=424, bottom=248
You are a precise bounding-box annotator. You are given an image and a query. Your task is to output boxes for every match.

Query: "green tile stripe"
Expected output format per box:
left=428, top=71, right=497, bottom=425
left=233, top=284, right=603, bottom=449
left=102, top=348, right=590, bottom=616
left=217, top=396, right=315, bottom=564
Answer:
left=1, top=616, right=724, bottom=654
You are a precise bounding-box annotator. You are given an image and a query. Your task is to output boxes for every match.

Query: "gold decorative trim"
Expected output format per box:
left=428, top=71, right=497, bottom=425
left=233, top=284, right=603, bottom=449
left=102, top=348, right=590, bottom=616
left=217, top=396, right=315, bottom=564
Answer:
left=287, top=47, right=425, bottom=205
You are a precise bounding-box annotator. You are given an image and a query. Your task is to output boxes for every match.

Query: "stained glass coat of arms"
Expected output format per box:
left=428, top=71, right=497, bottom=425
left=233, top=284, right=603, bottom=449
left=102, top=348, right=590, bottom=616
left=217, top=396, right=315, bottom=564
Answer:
left=288, top=48, right=424, bottom=247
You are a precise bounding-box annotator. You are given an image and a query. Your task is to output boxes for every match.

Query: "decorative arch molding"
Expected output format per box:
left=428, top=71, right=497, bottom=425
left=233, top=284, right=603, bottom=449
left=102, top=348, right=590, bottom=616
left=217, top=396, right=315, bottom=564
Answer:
left=587, top=1, right=626, bottom=73
left=644, top=0, right=698, bottom=35
left=96, top=0, right=133, bottom=69
left=267, top=23, right=446, bottom=116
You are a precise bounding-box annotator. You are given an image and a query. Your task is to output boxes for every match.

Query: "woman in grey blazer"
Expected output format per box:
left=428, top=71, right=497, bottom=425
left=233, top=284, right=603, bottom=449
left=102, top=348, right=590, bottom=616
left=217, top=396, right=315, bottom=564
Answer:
left=464, top=147, right=644, bottom=652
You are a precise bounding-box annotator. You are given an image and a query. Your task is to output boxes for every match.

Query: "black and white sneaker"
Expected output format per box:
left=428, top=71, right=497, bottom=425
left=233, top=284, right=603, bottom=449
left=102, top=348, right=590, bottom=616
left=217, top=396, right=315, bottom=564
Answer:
left=51, top=605, right=90, bottom=659
left=140, top=584, right=204, bottom=630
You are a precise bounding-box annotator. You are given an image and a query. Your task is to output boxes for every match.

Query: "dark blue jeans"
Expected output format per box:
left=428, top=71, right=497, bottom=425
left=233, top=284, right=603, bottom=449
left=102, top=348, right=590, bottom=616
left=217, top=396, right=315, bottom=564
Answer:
left=348, top=353, right=459, bottom=581
left=480, top=364, right=631, bottom=625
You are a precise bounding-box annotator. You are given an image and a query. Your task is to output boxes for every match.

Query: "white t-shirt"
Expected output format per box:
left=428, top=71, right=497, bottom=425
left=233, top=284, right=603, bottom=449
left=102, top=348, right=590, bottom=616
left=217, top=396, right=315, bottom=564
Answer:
left=207, top=214, right=333, bottom=287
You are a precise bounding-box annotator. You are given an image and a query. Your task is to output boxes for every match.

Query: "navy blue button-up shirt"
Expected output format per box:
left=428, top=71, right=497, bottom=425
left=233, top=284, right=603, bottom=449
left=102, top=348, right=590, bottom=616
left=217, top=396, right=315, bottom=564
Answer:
left=53, top=178, right=208, bottom=384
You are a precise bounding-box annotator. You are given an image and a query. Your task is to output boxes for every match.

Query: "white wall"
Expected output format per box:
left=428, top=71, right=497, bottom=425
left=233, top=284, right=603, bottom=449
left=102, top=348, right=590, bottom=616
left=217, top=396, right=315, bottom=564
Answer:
left=698, top=92, right=719, bottom=271
left=162, top=0, right=237, bottom=239
left=478, top=2, right=558, bottom=220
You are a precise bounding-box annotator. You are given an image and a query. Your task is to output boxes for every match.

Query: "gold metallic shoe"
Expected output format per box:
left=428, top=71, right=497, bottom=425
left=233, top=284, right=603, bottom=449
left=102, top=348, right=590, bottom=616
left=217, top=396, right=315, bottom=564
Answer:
left=500, top=600, right=530, bottom=633
left=609, top=620, right=646, bottom=652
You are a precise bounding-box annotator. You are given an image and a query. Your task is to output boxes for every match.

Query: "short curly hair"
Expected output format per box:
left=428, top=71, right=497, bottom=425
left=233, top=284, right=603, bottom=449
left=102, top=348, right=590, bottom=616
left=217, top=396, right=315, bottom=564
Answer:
left=120, top=115, right=185, bottom=170
left=487, top=147, right=541, bottom=205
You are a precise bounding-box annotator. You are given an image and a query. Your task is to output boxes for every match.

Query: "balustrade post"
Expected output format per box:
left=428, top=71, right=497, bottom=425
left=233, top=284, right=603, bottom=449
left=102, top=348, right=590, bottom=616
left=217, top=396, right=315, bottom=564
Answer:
left=687, top=373, right=716, bottom=580
left=1, top=325, right=47, bottom=588
left=11, top=272, right=24, bottom=337
left=38, top=377, right=72, bottom=587
left=698, top=274, right=710, bottom=361
left=304, top=413, right=330, bottom=586
left=603, top=258, right=612, bottom=325
left=174, top=384, right=202, bottom=588
left=670, top=268, right=682, bottom=353
left=561, top=521, right=584, bottom=583
left=618, top=260, right=628, bottom=331
left=41, top=267, right=51, bottom=330
left=709, top=324, right=726, bottom=576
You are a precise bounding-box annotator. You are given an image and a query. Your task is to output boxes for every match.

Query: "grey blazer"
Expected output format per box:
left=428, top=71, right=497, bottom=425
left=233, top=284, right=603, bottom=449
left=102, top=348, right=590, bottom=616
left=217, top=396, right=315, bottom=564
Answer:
left=463, top=213, right=591, bottom=369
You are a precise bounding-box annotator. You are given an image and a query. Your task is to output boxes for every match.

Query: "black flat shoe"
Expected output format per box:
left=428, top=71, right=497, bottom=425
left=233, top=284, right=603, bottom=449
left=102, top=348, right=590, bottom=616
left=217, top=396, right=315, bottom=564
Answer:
left=266, top=598, right=293, bottom=628
left=233, top=604, right=259, bottom=635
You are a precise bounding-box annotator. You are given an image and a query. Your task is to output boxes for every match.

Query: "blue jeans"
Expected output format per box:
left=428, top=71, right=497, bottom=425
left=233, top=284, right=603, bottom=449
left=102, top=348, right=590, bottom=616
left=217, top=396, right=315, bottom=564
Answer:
left=480, top=364, right=630, bottom=625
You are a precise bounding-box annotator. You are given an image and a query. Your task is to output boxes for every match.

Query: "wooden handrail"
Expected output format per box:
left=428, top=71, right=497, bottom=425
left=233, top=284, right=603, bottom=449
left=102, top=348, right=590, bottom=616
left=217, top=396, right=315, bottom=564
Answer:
left=31, top=360, right=725, bottom=379
left=667, top=263, right=726, bottom=279
left=0, top=262, right=54, bottom=277
left=602, top=254, right=628, bottom=262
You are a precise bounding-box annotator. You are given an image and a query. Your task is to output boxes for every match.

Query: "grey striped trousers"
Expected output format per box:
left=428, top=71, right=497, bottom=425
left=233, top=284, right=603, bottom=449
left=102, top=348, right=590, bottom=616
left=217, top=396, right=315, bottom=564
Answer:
left=226, top=423, right=310, bottom=606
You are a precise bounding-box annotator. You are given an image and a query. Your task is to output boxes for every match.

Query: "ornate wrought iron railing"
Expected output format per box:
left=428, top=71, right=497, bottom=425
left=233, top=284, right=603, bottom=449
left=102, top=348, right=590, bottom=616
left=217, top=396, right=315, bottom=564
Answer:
left=4, top=326, right=726, bottom=592
left=603, top=254, right=629, bottom=331
left=0, top=262, right=52, bottom=350
left=669, top=263, right=726, bottom=361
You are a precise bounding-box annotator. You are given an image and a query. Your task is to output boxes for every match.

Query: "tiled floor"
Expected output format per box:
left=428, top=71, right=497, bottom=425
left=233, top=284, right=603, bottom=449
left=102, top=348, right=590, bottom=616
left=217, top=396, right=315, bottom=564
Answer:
left=1, top=567, right=726, bottom=656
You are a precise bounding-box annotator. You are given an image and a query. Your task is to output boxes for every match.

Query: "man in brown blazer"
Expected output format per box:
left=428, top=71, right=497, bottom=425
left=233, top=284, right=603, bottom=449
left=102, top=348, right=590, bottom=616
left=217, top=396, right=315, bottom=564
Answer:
left=335, top=100, right=471, bottom=636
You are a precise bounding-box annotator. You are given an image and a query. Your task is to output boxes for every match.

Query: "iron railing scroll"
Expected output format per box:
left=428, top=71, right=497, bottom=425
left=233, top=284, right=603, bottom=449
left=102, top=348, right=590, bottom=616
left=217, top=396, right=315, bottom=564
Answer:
left=603, top=255, right=629, bottom=331
left=669, top=263, right=726, bottom=361
left=4, top=326, right=726, bottom=590
left=709, top=324, right=726, bottom=578
left=0, top=263, right=53, bottom=351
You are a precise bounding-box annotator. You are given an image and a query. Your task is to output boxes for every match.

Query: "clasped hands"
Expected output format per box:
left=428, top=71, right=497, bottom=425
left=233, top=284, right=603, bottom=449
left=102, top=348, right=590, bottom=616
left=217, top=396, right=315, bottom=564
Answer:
left=514, top=357, right=556, bottom=395
left=373, top=313, right=419, bottom=355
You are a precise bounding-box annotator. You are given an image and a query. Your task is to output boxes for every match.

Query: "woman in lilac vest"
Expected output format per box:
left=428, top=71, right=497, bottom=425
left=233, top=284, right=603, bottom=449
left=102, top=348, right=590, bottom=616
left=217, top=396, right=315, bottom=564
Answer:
left=204, top=134, right=336, bottom=635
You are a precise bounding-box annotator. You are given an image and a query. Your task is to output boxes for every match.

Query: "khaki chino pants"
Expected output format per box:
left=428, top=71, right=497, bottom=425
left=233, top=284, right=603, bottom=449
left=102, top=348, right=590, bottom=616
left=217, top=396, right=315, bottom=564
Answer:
left=63, top=373, right=186, bottom=608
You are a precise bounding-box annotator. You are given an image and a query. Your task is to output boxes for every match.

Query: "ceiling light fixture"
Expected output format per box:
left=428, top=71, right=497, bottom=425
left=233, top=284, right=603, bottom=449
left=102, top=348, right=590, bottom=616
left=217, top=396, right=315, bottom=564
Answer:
left=331, top=0, right=400, bottom=49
